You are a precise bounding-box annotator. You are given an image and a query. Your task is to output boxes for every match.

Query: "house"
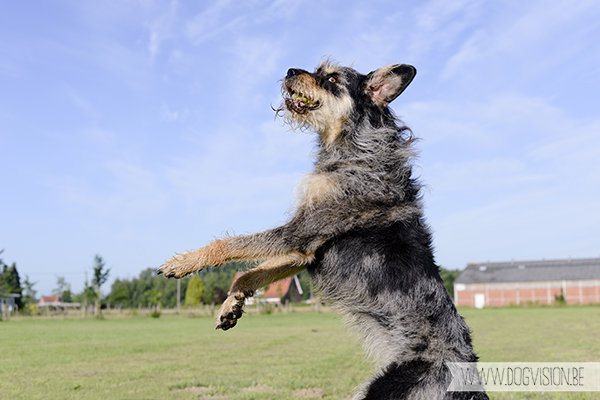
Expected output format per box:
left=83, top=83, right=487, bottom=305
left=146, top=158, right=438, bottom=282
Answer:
left=229, top=272, right=304, bottom=305
left=454, top=257, right=600, bottom=307
left=38, top=295, right=80, bottom=309
left=1, top=293, right=20, bottom=317
left=38, top=295, right=62, bottom=307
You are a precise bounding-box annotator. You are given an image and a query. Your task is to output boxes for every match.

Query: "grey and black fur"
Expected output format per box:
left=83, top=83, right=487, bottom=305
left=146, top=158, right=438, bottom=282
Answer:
left=158, top=61, right=488, bottom=400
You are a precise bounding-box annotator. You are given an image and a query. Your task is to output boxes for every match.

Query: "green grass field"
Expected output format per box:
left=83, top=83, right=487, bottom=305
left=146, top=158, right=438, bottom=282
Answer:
left=1, top=306, right=600, bottom=400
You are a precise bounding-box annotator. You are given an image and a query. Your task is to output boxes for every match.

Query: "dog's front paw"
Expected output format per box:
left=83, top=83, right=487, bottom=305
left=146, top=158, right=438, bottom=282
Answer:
left=157, top=253, right=197, bottom=278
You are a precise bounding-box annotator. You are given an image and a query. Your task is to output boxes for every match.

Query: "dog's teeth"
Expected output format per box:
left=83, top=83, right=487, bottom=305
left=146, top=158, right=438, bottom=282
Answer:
left=291, top=92, right=315, bottom=106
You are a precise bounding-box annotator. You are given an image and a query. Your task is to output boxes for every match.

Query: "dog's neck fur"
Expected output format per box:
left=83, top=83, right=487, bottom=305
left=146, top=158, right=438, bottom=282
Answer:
left=281, top=62, right=418, bottom=197
left=314, top=108, right=418, bottom=205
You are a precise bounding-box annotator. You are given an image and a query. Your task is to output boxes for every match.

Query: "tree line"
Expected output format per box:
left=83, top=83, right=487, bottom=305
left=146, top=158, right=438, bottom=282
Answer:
left=2, top=248, right=461, bottom=316
left=106, top=261, right=274, bottom=309
left=1, top=249, right=30, bottom=311
left=1, top=251, right=113, bottom=316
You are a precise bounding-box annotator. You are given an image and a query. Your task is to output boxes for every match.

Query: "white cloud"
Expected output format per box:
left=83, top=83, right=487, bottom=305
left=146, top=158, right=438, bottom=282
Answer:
left=427, top=157, right=550, bottom=197
left=404, top=92, right=571, bottom=151
left=254, top=0, right=303, bottom=23
left=83, top=127, right=118, bottom=146
left=0, top=58, right=19, bottom=77
left=221, top=35, right=286, bottom=106
left=50, top=161, right=167, bottom=219
left=530, top=121, right=600, bottom=166
left=145, top=0, right=179, bottom=60
left=412, top=92, right=600, bottom=268
left=185, top=0, right=246, bottom=45
left=409, top=0, right=483, bottom=58
left=441, top=0, right=600, bottom=83
left=230, top=36, right=282, bottom=77
left=5, top=0, right=600, bottom=292
left=432, top=180, right=600, bottom=268
left=160, top=101, right=182, bottom=121
left=164, top=119, right=313, bottom=218
left=154, top=111, right=318, bottom=241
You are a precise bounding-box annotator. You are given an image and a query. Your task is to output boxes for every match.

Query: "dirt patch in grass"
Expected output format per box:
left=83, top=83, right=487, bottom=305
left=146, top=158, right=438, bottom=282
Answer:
left=293, top=388, right=324, bottom=398
left=173, top=386, right=210, bottom=394
left=172, top=385, right=227, bottom=399
left=242, top=383, right=273, bottom=392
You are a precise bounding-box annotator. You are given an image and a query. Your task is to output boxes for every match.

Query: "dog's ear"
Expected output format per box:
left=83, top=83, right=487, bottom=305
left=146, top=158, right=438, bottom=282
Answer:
left=365, top=64, right=416, bottom=107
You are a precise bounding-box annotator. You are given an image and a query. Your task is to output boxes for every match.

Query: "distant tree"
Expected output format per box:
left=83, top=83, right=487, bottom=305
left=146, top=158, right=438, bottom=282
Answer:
left=147, top=287, right=162, bottom=317
left=52, top=276, right=72, bottom=303
left=439, top=267, right=461, bottom=300
left=80, top=273, right=97, bottom=317
left=21, top=275, right=38, bottom=305
left=297, top=270, right=311, bottom=301
left=107, top=280, right=130, bottom=307
left=0, top=250, right=23, bottom=310
left=198, top=262, right=242, bottom=304
left=104, top=262, right=242, bottom=309
left=212, top=286, right=228, bottom=304
left=105, top=268, right=189, bottom=309
left=184, top=275, right=205, bottom=306
left=91, top=255, right=110, bottom=318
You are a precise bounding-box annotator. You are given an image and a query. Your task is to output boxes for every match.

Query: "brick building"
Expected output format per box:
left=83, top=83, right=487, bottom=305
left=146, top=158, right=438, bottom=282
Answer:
left=454, top=257, right=600, bottom=307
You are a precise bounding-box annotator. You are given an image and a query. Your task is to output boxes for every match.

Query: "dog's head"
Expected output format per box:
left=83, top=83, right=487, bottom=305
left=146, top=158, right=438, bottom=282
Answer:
left=279, top=60, right=416, bottom=143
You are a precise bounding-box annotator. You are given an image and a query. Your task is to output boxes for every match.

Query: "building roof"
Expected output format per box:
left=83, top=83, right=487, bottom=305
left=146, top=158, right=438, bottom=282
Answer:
left=262, top=275, right=303, bottom=298
left=37, top=295, right=81, bottom=307
left=455, top=257, right=600, bottom=284
left=39, top=295, right=61, bottom=304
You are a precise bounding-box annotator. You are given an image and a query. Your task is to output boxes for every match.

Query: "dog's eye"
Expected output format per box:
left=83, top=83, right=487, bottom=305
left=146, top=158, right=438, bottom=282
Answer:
left=328, top=77, right=336, bottom=83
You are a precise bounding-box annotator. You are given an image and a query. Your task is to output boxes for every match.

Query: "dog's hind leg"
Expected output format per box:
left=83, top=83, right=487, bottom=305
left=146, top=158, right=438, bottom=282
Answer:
left=215, top=253, right=311, bottom=330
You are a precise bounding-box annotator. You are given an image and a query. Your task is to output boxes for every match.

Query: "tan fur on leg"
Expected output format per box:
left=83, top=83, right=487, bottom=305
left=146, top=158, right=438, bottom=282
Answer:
left=157, top=239, right=233, bottom=278
left=215, top=252, right=312, bottom=330
left=158, top=235, right=273, bottom=278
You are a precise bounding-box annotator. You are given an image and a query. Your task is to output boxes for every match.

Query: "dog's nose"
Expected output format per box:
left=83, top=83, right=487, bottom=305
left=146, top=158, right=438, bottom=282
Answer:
left=286, top=68, right=301, bottom=79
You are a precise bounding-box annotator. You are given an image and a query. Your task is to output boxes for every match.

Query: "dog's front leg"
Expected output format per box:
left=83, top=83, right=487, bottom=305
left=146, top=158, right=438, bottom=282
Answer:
left=215, top=252, right=311, bottom=330
left=158, top=233, right=288, bottom=278
left=158, top=218, right=326, bottom=278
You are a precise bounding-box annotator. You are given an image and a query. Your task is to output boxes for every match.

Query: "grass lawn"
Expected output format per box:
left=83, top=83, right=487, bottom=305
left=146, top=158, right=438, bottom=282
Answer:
left=1, top=306, right=600, bottom=400
left=461, top=306, right=600, bottom=400
left=1, top=312, right=368, bottom=400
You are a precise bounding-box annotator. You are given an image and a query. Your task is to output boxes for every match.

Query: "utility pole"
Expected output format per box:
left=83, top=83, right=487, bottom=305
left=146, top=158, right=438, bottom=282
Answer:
left=82, top=271, right=87, bottom=318
left=177, top=279, right=181, bottom=314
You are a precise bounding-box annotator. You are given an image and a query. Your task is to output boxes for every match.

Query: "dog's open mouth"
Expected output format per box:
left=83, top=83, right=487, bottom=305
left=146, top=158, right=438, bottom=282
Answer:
left=285, top=90, right=321, bottom=114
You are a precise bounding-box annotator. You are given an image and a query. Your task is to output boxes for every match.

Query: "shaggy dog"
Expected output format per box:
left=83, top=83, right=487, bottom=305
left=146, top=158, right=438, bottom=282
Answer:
left=158, top=61, right=488, bottom=400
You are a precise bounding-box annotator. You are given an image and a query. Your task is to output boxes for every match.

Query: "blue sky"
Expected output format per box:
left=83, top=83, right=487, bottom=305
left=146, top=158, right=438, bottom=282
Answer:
left=2, top=0, right=599, bottom=297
